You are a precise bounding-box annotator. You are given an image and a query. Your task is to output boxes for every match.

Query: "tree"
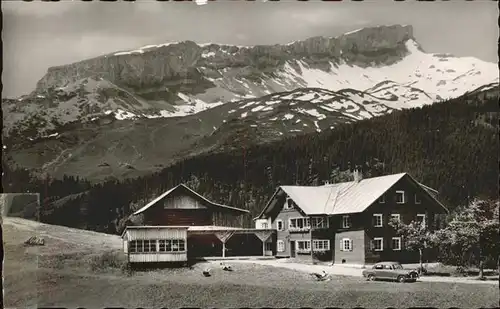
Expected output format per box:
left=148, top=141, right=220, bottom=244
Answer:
left=432, top=198, right=499, bottom=279
left=389, top=218, right=433, bottom=274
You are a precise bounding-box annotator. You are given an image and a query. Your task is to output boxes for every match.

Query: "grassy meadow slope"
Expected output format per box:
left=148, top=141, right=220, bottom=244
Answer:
left=3, top=217, right=499, bottom=308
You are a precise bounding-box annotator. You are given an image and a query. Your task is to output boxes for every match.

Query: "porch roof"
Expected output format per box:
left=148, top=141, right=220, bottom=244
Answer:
left=121, top=225, right=274, bottom=238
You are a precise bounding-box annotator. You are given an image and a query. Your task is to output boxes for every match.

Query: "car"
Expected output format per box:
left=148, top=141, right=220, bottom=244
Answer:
left=362, top=261, right=419, bottom=283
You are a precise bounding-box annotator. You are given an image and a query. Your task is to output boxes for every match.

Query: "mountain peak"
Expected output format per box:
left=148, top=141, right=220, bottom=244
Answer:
left=335, top=24, right=417, bottom=53
left=341, top=24, right=413, bottom=38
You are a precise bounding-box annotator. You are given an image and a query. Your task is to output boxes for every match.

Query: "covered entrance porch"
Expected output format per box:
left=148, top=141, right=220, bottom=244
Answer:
left=187, top=226, right=275, bottom=259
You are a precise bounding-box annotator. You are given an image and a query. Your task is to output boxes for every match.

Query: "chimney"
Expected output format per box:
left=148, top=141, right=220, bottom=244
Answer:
left=353, top=169, right=363, bottom=182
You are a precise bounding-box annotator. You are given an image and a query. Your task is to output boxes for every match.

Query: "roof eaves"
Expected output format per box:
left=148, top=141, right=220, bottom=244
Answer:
left=407, top=175, right=449, bottom=213
left=279, top=186, right=315, bottom=216
left=418, top=182, right=439, bottom=194
left=132, top=185, right=180, bottom=215
left=180, top=184, right=249, bottom=214
left=254, top=187, right=282, bottom=220
left=132, top=184, right=248, bottom=216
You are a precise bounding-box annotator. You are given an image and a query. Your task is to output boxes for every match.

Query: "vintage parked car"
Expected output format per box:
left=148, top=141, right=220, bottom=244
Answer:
left=362, top=262, right=419, bottom=283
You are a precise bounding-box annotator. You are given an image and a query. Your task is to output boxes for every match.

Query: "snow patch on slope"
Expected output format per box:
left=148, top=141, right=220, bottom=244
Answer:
left=271, top=40, right=498, bottom=109
left=114, top=42, right=178, bottom=56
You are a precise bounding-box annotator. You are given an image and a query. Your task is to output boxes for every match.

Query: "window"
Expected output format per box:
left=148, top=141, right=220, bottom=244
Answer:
left=277, top=240, right=285, bottom=252
left=392, top=237, right=402, bottom=251
left=158, top=239, right=186, bottom=252
left=390, top=214, right=401, bottom=223
left=276, top=220, right=284, bottom=231
left=378, top=194, right=385, bottom=203
left=143, top=239, right=157, bottom=253
left=313, top=240, right=330, bottom=251
left=171, top=239, right=185, bottom=252
left=296, top=240, right=311, bottom=252
left=261, top=222, right=268, bottom=229
left=289, top=217, right=310, bottom=231
left=310, top=217, right=329, bottom=229
left=342, top=215, right=352, bottom=228
left=374, top=264, right=384, bottom=270
left=159, top=239, right=170, bottom=252
left=284, top=198, right=294, bottom=210
left=265, top=242, right=273, bottom=251
left=129, top=240, right=141, bottom=253
left=372, top=237, right=383, bottom=251
left=396, top=190, right=405, bottom=204
left=415, top=194, right=421, bottom=204
left=341, top=238, right=353, bottom=251
left=129, top=239, right=160, bottom=253
left=373, top=214, right=383, bottom=227
left=416, top=214, right=426, bottom=226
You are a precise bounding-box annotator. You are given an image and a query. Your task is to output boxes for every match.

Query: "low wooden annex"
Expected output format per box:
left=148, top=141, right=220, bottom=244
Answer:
left=121, top=184, right=275, bottom=264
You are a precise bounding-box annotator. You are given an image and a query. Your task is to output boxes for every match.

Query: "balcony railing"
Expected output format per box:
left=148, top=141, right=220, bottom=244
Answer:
left=288, top=225, right=329, bottom=232
left=288, top=226, right=310, bottom=232
left=296, top=247, right=329, bottom=253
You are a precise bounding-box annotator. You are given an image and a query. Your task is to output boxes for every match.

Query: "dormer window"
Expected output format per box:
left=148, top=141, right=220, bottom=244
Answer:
left=378, top=194, right=385, bottom=204
left=284, top=198, right=293, bottom=210
left=415, top=194, right=421, bottom=204
left=396, top=191, right=406, bottom=204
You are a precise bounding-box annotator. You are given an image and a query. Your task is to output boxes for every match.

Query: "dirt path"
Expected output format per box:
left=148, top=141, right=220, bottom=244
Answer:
left=225, top=259, right=499, bottom=285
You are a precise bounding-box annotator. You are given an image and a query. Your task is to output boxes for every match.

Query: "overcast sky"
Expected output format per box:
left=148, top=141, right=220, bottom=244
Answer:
left=2, top=0, right=498, bottom=98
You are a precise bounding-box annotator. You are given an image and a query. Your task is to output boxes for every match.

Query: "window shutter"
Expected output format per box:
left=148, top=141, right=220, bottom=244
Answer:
left=350, top=239, right=353, bottom=251
left=340, top=239, right=344, bottom=251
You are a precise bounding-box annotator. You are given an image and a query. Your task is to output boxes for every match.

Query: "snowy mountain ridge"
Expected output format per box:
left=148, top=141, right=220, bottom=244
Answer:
left=4, top=26, right=497, bottom=128
left=1, top=24, right=498, bottom=181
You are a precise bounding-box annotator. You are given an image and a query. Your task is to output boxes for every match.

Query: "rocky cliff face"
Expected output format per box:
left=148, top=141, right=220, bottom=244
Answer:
left=35, top=25, right=414, bottom=93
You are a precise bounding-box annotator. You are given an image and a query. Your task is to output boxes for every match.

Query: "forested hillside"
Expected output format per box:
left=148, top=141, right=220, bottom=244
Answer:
left=2, top=89, right=498, bottom=234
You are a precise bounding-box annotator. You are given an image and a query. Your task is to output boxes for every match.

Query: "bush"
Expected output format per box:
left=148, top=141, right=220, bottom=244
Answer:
left=452, top=266, right=468, bottom=277
left=88, top=251, right=129, bottom=273
left=120, top=261, right=133, bottom=276
left=416, top=266, right=428, bottom=274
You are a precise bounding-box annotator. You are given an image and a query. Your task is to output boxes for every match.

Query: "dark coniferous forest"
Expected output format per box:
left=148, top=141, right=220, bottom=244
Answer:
left=2, top=90, right=498, bottom=234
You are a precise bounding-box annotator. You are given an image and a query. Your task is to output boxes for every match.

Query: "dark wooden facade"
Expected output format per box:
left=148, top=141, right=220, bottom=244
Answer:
left=267, top=174, right=448, bottom=266
left=140, top=186, right=245, bottom=227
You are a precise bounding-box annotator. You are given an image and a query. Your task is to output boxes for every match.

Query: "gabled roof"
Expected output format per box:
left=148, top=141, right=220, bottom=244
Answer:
left=417, top=182, right=439, bottom=194
left=132, top=184, right=249, bottom=216
left=255, top=172, right=448, bottom=219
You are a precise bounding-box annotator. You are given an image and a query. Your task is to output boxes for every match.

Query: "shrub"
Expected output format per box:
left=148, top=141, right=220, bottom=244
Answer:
left=416, top=266, right=428, bottom=274
left=88, top=251, right=128, bottom=273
